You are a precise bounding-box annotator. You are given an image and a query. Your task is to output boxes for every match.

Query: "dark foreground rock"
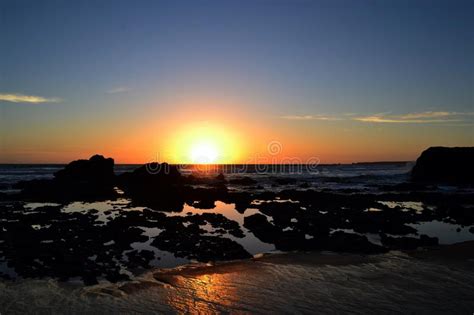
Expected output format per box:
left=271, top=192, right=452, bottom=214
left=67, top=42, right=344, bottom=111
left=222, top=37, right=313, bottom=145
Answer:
left=0, top=202, right=251, bottom=285
left=118, top=163, right=185, bottom=211
left=243, top=213, right=387, bottom=254
left=411, top=147, right=474, bottom=184
left=15, top=155, right=117, bottom=201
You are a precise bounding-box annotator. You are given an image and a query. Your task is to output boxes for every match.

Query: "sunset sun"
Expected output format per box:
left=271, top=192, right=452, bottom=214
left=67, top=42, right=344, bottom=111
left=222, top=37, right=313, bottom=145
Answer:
left=166, top=122, right=243, bottom=164
left=190, top=140, right=219, bottom=164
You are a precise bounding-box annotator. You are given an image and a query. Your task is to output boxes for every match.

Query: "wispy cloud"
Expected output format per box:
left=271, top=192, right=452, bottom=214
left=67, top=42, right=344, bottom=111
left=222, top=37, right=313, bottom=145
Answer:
left=353, top=111, right=469, bottom=124
left=281, top=111, right=473, bottom=124
left=107, top=86, right=131, bottom=94
left=0, top=93, right=61, bottom=104
left=280, top=115, right=342, bottom=121
left=399, top=111, right=456, bottom=119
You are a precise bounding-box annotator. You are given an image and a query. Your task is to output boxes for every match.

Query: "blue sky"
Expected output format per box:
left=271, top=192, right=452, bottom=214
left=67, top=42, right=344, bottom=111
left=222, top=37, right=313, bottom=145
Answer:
left=1, top=0, right=473, bottom=163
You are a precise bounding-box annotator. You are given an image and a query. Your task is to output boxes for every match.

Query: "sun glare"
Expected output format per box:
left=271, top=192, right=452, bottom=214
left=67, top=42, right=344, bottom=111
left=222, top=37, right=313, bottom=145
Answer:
left=165, top=122, right=243, bottom=164
left=190, top=141, right=219, bottom=164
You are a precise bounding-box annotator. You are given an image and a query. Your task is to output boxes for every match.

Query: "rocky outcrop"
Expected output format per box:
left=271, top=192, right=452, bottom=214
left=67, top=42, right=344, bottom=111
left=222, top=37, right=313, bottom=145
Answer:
left=118, top=162, right=185, bottom=211
left=16, top=155, right=117, bottom=201
left=55, top=154, right=114, bottom=182
left=411, top=147, right=474, bottom=184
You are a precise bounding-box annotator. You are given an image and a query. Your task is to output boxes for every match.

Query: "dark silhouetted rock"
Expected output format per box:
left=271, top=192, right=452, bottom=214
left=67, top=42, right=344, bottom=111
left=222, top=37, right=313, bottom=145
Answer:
left=55, top=154, right=114, bottom=183
left=151, top=230, right=251, bottom=262
left=126, top=250, right=155, bottom=269
left=327, top=231, right=388, bottom=254
left=411, top=147, right=474, bottom=184
left=192, top=199, right=216, bottom=209
left=16, top=155, right=117, bottom=201
left=118, top=163, right=185, bottom=211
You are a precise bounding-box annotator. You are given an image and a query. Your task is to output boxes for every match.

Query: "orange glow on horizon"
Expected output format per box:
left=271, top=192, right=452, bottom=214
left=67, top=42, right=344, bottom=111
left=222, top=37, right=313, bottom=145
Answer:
left=163, top=122, right=245, bottom=164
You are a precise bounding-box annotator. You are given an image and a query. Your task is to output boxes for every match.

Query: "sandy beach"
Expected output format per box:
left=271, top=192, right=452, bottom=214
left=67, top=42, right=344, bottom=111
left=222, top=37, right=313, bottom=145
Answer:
left=1, top=248, right=473, bottom=314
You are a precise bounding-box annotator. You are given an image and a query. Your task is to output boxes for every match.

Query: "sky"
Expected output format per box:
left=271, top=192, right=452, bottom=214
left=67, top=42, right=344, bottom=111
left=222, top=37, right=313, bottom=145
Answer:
left=1, top=0, right=473, bottom=164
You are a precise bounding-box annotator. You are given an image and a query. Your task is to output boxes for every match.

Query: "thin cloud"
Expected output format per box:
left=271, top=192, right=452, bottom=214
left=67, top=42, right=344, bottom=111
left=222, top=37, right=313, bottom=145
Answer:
left=280, top=115, right=342, bottom=121
left=0, top=93, right=61, bottom=104
left=107, top=86, right=131, bottom=94
left=353, top=116, right=461, bottom=123
left=398, top=111, right=454, bottom=119
left=353, top=111, right=469, bottom=124
left=281, top=111, right=472, bottom=124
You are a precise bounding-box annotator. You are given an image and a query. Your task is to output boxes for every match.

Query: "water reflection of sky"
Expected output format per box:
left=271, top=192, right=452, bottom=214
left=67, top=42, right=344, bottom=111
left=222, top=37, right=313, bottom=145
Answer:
left=409, top=221, right=474, bottom=245
left=29, top=199, right=277, bottom=269
left=19, top=197, right=474, bottom=272
left=166, top=202, right=276, bottom=256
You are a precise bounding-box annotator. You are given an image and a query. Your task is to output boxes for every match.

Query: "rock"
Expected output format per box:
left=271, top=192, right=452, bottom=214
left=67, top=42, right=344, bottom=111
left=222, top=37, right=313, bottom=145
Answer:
left=55, top=154, right=114, bottom=184
left=118, top=163, right=185, bottom=211
left=17, top=155, right=117, bottom=201
left=126, top=250, right=155, bottom=269
left=327, top=231, right=388, bottom=254
left=243, top=213, right=280, bottom=244
left=198, top=213, right=245, bottom=238
left=411, top=147, right=474, bottom=184
left=216, top=173, right=226, bottom=181
left=184, top=186, right=228, bottom=208
left=225, top=192, right=253, bottom=213
left=445, top=206, right=474, bottom=226
left=192, top=199, right=216, bottom=209
left=151, top=230, right=251, bottom=262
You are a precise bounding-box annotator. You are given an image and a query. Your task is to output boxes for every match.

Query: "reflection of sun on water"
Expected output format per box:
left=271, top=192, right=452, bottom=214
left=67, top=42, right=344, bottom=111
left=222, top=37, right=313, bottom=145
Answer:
left=164, top=273, right=238, bottom=312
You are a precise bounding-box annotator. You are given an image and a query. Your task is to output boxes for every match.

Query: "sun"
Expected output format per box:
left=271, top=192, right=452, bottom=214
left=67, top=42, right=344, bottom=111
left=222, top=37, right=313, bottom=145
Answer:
left=164, top=122, right=244, bottom=164
left=190, top=141, right=219, bottom=164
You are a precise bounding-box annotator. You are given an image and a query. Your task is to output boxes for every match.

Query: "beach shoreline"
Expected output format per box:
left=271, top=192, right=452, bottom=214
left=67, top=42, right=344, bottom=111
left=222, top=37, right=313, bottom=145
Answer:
left=1, top=246, right=474, bottom=314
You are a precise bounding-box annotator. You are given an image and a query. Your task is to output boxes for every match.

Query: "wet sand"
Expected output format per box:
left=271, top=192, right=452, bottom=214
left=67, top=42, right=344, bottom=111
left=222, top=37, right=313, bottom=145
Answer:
left=1, top=248, right=473, bottom=314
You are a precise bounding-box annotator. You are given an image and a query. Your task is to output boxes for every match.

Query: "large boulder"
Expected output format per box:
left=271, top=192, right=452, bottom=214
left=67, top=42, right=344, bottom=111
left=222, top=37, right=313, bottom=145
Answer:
left=118, top=163, right=185, bottom=211
left=54, top=154, right=115, bottom=184
left=17, top=155, right=117, bottom=201
left=411, top=147, right=474, bottom=184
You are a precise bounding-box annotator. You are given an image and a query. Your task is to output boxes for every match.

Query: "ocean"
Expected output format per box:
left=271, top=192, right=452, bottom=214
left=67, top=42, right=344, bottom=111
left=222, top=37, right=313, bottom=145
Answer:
left=0, top=162, right=413, bottom=193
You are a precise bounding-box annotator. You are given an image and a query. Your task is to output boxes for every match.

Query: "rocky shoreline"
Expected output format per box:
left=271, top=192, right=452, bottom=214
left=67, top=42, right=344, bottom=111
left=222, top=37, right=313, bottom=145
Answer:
left=0, top=147, right=473, bottom=285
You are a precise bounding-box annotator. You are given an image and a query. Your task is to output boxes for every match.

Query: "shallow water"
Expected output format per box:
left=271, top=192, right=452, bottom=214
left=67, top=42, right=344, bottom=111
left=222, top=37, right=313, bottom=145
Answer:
left=5, top=197, right=472, bottom=276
